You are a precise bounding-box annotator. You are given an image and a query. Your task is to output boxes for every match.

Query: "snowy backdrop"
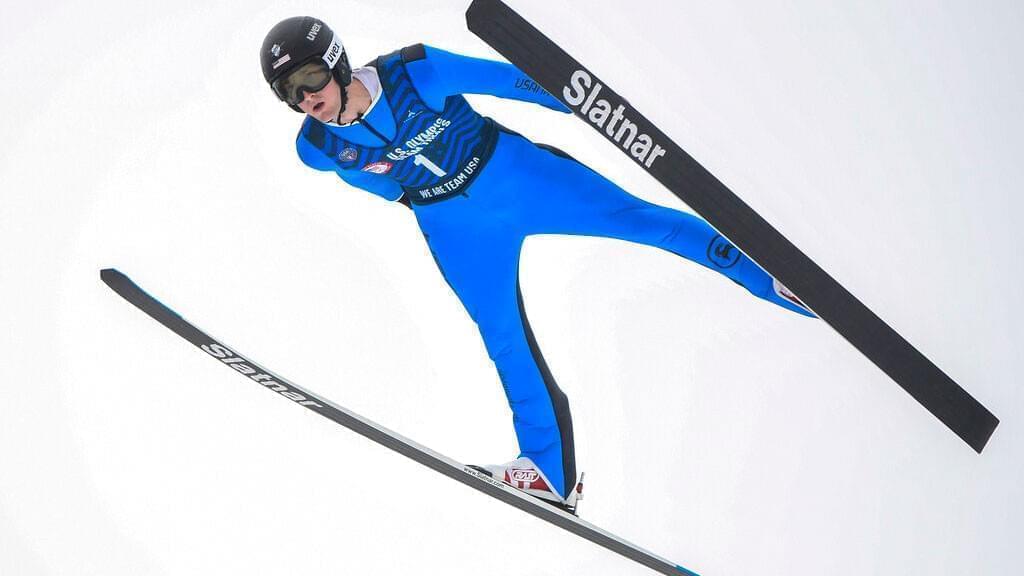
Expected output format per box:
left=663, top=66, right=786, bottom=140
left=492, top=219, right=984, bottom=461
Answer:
left=2, top=1, right=1021, bottom=574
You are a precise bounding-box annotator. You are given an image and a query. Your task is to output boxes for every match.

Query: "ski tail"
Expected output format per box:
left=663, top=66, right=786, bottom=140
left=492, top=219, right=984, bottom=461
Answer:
left=100, top=268, right=701, bottom=576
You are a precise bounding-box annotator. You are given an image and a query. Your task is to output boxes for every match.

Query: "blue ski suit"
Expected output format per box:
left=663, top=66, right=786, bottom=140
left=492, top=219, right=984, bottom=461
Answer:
left=296, top=44, right=814, bottom=498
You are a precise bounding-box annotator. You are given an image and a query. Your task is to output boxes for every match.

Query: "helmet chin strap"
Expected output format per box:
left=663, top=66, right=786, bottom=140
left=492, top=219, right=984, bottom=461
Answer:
left=334, top=83, right=350, bottom=125
left=333, top=80, right=354, bottom=124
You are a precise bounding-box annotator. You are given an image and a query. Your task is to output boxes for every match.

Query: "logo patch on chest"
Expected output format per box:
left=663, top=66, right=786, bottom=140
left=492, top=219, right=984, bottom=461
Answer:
left=339, top=147, right=358, bottom=162
left=362, top=161, right=394, bottom=175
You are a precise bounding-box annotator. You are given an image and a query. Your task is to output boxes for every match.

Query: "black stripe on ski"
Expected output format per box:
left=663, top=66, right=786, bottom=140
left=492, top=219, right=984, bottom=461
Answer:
left=99, top=269, right=699, bottom=576
left=464, top=0, right=998, bottom=453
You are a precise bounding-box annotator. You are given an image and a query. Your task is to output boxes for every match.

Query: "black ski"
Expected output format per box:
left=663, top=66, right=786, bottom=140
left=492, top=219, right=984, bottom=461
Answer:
left=465, top=0, right=998, bottom=452
left=100, top=268, right=700, bottom=576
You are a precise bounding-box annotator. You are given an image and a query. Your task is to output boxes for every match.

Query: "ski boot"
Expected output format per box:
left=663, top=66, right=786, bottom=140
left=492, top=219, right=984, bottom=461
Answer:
left=469, top=457, right=584, bottom=515
left=770, top=277, right=816, bottom=317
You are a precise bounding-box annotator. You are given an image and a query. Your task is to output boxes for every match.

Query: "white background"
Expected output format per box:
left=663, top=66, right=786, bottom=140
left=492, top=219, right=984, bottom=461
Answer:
left=2, top=1, right=1021, bottom=574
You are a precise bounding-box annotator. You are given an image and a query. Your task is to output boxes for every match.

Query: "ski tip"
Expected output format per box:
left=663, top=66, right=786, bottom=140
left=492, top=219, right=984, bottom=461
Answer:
left=100, top=268, right=127, bottom=287
left=675, top=565, right=700, bottom=576
left=465, top=0, right=504, bottom=27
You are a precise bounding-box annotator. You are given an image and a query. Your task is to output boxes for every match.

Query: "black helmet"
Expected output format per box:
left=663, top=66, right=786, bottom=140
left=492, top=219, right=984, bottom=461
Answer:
left=260, top=16, right=352, bottom=112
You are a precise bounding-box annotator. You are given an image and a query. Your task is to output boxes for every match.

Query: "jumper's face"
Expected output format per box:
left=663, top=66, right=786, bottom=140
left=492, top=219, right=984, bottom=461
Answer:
left=297, top=77, right=344, bottom=123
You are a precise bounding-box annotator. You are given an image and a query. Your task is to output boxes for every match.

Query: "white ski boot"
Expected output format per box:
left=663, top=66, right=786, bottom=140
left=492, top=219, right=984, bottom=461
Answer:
left=772, top=277, right=816, bottom=317
left=469, top=457, right=584, bottom=515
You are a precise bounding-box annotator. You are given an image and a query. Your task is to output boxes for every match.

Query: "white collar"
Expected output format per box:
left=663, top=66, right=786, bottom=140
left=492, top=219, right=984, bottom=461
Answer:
left=331, top=66, right=383, bottom=127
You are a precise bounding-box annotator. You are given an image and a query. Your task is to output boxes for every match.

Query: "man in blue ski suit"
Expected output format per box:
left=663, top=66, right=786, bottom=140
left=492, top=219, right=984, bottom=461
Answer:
left=260, top=16, right=814, bottom=511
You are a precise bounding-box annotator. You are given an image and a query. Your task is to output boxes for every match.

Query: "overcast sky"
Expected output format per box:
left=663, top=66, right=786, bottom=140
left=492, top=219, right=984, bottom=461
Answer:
left=2, top=1, right=1021, bottom=575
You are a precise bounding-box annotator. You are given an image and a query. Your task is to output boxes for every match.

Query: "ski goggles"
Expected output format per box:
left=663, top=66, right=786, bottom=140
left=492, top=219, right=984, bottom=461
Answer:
left=271, top=59, right=333, bottom=106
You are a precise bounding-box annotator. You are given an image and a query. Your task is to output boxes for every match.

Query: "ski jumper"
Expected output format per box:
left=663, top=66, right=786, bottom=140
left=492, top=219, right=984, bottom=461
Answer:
left=295, top=44, right=814, bottom=498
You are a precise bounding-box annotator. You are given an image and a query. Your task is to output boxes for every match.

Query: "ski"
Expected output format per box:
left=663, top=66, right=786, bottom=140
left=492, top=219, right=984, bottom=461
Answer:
left=99, top=268, right=700, bottom=576
left=465, top=0, right=998, bottom=453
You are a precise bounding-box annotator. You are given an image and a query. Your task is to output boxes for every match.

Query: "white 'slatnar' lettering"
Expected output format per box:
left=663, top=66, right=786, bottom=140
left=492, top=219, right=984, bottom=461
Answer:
left=562, top=70, right=666, bottom=168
